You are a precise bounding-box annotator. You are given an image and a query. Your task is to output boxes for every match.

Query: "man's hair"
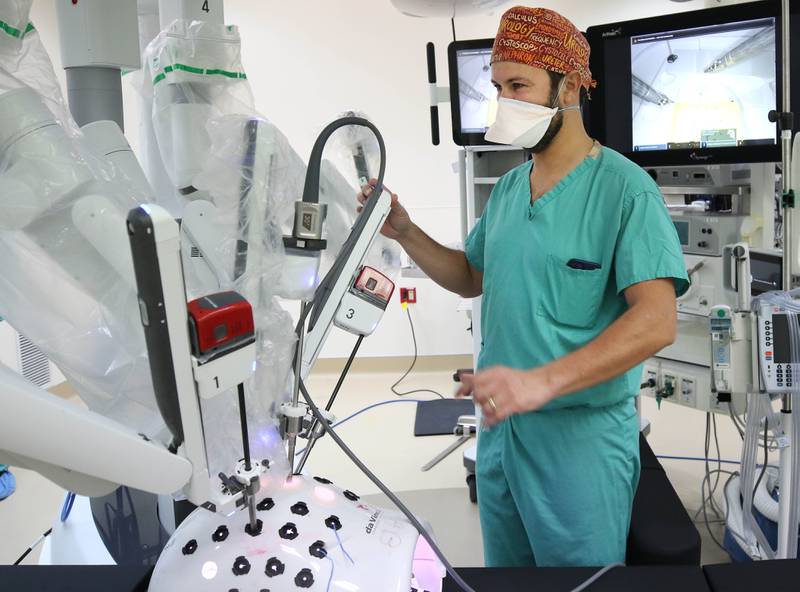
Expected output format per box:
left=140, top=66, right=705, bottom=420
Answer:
left=547, top=71, right=588, bottom=108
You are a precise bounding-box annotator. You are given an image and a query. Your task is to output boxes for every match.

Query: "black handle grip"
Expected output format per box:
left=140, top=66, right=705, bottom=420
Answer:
left=427, top=42, right=439, bottom=145
left=430, top=105, right=440, bottom=146
left=127, top=206, right=184, bottom=450
left=426, top=41, right=437, bottom=84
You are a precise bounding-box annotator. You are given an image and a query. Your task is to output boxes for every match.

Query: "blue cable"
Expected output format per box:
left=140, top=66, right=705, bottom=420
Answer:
left=332, top=399, right=428, bottom=430
left=325, top=556, right=335, bottom=592
left=656, top=454, right=741, bottom=465
left=332, top=526, right=355, bottom=565
left=60, top=492, right=76, bottom=522
left=295, top=399, right=431, bottom=457
left=300, top=400, right=750, bottom=471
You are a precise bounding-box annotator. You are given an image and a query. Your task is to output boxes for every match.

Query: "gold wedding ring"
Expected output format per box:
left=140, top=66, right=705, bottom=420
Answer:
left=488, top=396, right=497, bottom=412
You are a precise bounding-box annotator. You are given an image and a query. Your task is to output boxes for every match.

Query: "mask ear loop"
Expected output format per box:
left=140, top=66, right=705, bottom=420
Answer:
left=550, top=77, right=567, bottom=109
left=552, top=74, right=582, bottom=113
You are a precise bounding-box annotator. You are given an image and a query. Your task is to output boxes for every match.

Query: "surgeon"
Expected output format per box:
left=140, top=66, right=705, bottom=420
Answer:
left=359, top=6, right=688, bottom=567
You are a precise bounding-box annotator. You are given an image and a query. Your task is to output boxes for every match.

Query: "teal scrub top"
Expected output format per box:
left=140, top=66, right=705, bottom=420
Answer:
left=465, top=144, right=689, bottom=410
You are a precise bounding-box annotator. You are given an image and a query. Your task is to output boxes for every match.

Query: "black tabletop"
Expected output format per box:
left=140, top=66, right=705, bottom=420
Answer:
left=704, top=559, right=800, bottom=592
left=443, top=565, right=712, bottom=592
left=0, top=565, right=152, bottom=592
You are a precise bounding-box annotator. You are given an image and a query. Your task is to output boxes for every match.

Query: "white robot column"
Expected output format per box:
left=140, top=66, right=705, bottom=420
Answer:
left=55, top=0, right=141, bottom=130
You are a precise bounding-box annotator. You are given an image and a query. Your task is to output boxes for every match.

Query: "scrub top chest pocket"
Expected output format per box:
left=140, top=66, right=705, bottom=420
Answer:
left=538, top=253, right=607, bottom=328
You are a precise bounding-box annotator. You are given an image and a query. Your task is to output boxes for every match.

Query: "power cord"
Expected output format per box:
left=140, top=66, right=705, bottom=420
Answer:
left=391, top=306, right=446, bottom=400
left=13, top=528, right=52, bottom=565
left=696, top=412, right=732, bottom=550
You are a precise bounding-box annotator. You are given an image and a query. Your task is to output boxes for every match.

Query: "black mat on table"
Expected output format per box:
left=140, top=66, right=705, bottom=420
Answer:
left=414, top=398, right=475, bottom=436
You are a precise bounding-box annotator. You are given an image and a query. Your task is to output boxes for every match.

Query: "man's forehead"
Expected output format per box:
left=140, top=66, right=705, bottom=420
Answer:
left=491, top=62, right=550, bottom=84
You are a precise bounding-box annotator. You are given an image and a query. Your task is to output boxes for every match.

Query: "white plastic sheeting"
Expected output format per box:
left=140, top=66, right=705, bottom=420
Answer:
left=0, top=11, right=166, bottom=441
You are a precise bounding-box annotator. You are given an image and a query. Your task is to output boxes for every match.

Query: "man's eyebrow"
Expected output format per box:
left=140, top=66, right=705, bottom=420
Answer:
left=491, top=77, right=534, bottom=85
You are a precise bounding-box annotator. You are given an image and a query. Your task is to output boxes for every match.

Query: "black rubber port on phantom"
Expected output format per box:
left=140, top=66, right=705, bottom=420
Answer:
left=265, top=557, right=285, bottom=577
left=257, top=497, right=275, bottom=511
left=232, top=556, right=251, bottom=576
left=325, top=515, right=342, bottom=531
left=291, top=502, right=310, bottom=516
left=181, top=539, right=198, bottom=555
left=245, top=519, right=263, bottom=537
left=343, top=490, right=360, bottom=502
left=279, top=522, right=299, bottom=540
left=295, top=568, right=315, bottom=588
left=309, top=540, right=327, bottom=559
left=212, top=525, right=229, bottom=542
left=314, top=476, right=333, bottom=485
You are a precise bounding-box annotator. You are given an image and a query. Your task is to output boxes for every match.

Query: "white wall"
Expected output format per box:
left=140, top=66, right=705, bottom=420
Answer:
left=29, top=0, right=708, bottom=358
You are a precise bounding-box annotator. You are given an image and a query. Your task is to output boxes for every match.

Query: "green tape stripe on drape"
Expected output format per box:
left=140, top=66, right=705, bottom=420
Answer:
left=0, top=20, right=35, bottom=39
left=152, top=63, right=247, bottom=85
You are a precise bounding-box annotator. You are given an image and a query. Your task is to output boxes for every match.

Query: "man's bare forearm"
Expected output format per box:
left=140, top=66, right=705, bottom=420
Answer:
left=398, top=224, right=482, bottom=298
left=542, top=289, right=676, bottom=400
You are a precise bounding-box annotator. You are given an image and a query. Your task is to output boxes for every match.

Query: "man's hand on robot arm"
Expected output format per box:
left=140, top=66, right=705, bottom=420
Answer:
left=358, top=179, right=413, bottom=240
left=456, top=366, right=556, bottom=428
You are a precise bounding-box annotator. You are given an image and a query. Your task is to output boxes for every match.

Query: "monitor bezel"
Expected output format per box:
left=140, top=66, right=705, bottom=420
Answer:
left=586, top=0, right=797, bottom=167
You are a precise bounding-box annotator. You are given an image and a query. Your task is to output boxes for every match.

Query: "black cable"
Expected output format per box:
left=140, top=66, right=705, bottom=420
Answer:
left=237, top=382, right=251, bottom=470
left=754, top=419, right=770, bottom=495
left=13, top=528, right=52, bottom=565
left=325, top=335, right=363, bottom=412
left=451, top=17, right=457, bottom=42
left=391, top=307, right=446, bottom=399
left=293, top=336, right=364, bottom=474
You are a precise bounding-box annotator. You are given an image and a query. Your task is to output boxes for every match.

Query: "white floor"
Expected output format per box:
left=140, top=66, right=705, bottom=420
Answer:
left=1, top=356, right=757, bottom=567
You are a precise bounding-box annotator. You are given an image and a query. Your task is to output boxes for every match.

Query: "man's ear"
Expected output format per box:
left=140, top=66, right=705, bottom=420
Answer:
left=561, top=71, right=583, bottom=107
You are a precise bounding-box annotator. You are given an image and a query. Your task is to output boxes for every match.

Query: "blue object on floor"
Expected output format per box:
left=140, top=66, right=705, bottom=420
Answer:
left=61, top=492, right=76, bottom=522
left=0, top=468, right=16, bottom=500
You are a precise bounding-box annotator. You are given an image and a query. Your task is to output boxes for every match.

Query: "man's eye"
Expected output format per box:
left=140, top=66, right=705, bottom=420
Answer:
left=512, top=83, right=525, bottom=90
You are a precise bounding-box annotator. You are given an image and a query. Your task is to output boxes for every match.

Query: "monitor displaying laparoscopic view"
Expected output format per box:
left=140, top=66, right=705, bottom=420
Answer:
left=456, top=46, right=498, bottom=135
left=630, top=17, right=777, bottom=152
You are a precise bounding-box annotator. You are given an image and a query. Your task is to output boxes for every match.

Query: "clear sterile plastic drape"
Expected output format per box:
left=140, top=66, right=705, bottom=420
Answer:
left=137, top=18, right=402, bottom=473
left=0, top=12, right=167, bottom=442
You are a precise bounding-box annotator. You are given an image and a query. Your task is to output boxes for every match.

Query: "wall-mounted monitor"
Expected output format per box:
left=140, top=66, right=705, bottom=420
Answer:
left=586, top=0, right=799, bottom=166
left=448, top=38, right=497, bottom=146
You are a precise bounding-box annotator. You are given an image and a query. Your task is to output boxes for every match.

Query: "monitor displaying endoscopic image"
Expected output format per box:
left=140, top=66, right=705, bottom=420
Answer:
left=630, top=17, right=777, bottom=153
left=455, top=45, right=498, bottom=136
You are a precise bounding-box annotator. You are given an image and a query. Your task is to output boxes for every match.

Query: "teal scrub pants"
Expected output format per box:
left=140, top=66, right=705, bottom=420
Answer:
left=476, top=398, right=641, bottom=567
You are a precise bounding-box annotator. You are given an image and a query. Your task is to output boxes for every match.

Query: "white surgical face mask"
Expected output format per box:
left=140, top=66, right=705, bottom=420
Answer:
left=485, top=82, right=580, bottom=148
